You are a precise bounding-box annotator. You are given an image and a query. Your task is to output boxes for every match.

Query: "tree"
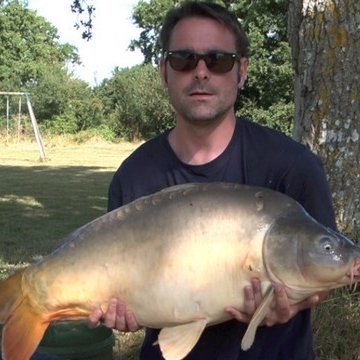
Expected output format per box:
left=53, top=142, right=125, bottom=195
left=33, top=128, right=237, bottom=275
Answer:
left=70, top=0, right=95, bottom=40
left=27, top=64, right=99, bottom=133
left=289, top=0, right=360, bottom=239
left=99, top=64, right=173, bottom=141
left=233, top=0, right=294, bottom=134
left=0, top=0, right=80, bottom=91
left=0, top=0, right=101, bottom=134
left=129, top=0, right=180, bottom=65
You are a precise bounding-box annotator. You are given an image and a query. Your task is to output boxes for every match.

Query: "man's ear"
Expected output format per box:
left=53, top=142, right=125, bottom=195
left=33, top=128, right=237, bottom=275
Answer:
left=238, top=57, right=248, bottom=89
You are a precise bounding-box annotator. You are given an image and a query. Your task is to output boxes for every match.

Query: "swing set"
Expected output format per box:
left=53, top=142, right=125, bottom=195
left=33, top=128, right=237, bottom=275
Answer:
left=0, top=91, right=46, bottom=161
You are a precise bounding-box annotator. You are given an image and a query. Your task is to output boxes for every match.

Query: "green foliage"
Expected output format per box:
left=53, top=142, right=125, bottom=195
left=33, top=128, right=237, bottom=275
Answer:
left=27, top=65, right=72, bottom=122
left=26, top=64, right=103, bottom=134
left=0, top=0, right=79, bottom=90
left=70, top=0, right=96, bottom=40
left=42, top=113, right=78, bottom=135
left=0, top=1, right=106, bottom=136
left=129, top=0, right=182, bottom=64
left=37, top=77, right=103, bottom=134
left=0, top=0, right=98, bottom=136
left=239, top=100, right=294, bottom=135
left=234, top=0, right=294, bottom=135
left=99, top=64, right=174, bottom=141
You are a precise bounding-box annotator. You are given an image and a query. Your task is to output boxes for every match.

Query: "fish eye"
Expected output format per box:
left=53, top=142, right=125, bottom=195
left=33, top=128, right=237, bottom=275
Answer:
left=324, top=243, right=332, bottom=251
left=319, top=236, right=335, bottom=252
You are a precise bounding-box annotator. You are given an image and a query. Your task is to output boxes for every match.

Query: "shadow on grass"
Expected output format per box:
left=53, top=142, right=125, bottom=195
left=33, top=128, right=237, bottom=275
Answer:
left=0, top=165, right=116, bottom=264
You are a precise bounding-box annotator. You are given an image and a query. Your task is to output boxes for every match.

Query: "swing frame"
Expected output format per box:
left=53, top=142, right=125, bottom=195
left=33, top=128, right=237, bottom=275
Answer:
left=0, top=91, right=46, bottom=161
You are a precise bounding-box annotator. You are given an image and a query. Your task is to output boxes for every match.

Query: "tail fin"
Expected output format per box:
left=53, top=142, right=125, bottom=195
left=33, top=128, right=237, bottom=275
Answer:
left=2, top=299, right=49, bottom=360
left=0, top=270, right=24, bottom=322
left=0, top=270, right=50, bottom=360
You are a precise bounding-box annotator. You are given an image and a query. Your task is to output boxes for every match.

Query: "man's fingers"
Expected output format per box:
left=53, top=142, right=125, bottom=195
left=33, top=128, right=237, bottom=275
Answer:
left=86, top=308, right=103, bottom=329
left=264, top=284, right=320, bottom=327
left=103, top=298, right=118, bottom=328
left=294, top=294, right=320, bottom=312
left=114, top=300, right=140, bottom=331
left=251, top=278, right=262, bottom=308
left=225, top=306, right=251, bottom=324
left=228, top=280, right=323, bottom=329
left=269, top=283, right=291, bottom=325
left=114, top=301, right=127, bottom=330
left=125, top=309, right=141, bottom=331
left=86, top=298, right=141, bottom=332
left=243, top=284, right=256, bottom=315
left=243, top=278, right=263, bottom=315
left=225, top=279, right=262, bottom=324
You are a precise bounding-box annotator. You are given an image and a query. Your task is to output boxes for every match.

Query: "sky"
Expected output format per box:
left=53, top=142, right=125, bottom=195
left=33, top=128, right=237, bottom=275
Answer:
left=27, top=0, right=144, bottom=86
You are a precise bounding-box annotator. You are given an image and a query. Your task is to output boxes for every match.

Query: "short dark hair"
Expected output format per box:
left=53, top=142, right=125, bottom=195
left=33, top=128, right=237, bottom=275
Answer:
left=159, top=1, right=250, bottom=57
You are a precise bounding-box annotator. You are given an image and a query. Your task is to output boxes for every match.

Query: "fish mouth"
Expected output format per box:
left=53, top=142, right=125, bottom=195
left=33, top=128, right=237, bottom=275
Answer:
left=346, top=260, right=360, bottom=285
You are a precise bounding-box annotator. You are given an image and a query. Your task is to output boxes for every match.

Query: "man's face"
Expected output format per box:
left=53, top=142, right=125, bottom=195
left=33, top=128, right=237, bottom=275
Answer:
left=160, top=16, right=248, bottom=125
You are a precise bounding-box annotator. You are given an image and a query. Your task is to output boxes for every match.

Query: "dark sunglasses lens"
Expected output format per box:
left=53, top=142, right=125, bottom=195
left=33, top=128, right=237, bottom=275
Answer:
left=167, top=52, right=237, bottom=73
left=168, top=52, right=198, bottom=71
left=204, top=53, right=236, bottom=73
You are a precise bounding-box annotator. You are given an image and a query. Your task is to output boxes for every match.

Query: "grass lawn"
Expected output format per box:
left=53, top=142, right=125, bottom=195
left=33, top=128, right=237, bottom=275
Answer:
left=0, top=139, right=137, bottom=265
left=0, top=137, right=144, bottom=359
left=1, top=137, right=360, bottom=359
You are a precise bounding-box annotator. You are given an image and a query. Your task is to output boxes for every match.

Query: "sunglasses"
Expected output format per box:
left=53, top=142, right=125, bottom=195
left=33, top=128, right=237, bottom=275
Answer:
left=164, top=51, right=240, bottom=73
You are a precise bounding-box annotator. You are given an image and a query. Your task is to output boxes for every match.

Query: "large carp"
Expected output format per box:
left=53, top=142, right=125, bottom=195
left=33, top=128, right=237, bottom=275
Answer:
left=0, top=182, right=360, bottom=360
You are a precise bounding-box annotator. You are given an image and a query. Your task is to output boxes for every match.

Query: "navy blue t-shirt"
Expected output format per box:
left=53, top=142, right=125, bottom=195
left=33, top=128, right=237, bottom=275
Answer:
left=108, top=117, right=336, bottom=360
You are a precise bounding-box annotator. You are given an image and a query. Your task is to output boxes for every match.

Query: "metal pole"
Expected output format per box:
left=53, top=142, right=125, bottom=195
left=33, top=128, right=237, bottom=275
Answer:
left=6, top=95, right=9, bottom=144
left=1, top=91, right=46, bottom=159
left=18, top=95, right=22, bottom=142
left=25, top=93, right=46, bottom=161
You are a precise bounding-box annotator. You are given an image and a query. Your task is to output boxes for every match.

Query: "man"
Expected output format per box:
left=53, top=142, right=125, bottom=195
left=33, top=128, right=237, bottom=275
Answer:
left=88, top=1, right=336, bottom=359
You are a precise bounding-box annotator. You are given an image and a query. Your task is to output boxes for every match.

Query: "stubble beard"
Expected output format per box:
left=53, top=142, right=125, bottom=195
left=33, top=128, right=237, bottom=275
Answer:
left=178, top=103, right=227, bottom=125
left=169, top=89, right=235, bottom=126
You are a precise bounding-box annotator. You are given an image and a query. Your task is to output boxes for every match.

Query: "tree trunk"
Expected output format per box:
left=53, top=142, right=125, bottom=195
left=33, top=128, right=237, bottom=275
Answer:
left=288, top=0, right=360, bottom=240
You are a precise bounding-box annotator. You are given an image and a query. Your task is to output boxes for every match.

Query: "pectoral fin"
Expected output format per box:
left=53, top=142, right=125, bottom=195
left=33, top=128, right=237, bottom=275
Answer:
left=157, top=319, right=207, bottom=360
left=241, top=285, right=274, bottom=351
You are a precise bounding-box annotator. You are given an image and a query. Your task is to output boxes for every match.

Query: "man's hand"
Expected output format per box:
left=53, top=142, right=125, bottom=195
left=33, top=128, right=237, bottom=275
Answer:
left=226, top=278, right=328, bottom=326
left=87, top=298, right=140, bottom=332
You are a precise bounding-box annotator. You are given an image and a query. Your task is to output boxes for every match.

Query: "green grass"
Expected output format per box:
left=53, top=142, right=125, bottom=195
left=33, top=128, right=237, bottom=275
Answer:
left=0, top=139, right=137, bottom=265
left=313, top=288, right=360, bottom=360
left=1, top=137, right=360, bottom=359
left=0, top=137, right=144, bottom=358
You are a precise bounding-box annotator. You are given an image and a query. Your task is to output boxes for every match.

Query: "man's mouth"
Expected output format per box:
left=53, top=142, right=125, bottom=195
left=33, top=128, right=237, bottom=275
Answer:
left=189, top=91, right=213, bottom=98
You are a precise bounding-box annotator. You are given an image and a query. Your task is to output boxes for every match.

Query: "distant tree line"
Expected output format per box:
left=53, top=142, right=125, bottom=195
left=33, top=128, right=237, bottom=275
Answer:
left=1, top=0, right=294, bottom=141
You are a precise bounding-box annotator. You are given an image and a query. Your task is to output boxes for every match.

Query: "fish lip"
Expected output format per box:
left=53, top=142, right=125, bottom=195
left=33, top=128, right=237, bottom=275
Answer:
left=346, top=261, right=360, bottom=284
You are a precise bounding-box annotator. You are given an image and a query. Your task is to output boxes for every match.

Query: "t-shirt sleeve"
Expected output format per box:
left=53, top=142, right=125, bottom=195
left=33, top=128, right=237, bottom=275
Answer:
left=107, top=169, right=124, bottom=212
left=106, top=133, right=172, bottom=212
left=283, top=151, right=336, bottom=230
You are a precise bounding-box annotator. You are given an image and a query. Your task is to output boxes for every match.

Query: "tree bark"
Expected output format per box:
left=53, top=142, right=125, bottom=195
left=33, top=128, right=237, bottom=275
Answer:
left=288, top=0, right=360, bottom=239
